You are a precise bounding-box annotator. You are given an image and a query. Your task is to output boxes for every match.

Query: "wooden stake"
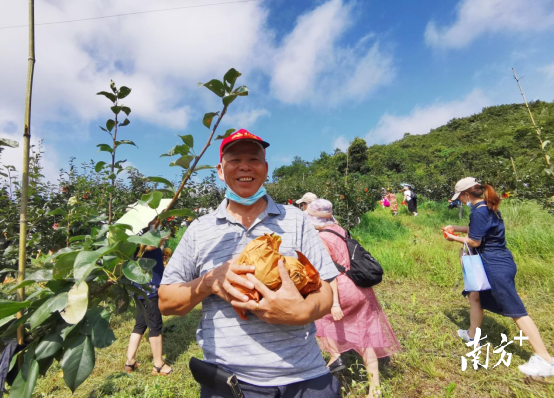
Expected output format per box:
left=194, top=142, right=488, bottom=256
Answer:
left=17, top=0, right=36, bottom=347
left=512, top=67, right=551, bottom=168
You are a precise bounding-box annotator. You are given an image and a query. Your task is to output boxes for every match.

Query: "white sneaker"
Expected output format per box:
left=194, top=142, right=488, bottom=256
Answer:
left=457, top=329, right=473, bottom=342
left=414, top=213, right=418, bottom=216
left=518, top=354, right=554, bottom=377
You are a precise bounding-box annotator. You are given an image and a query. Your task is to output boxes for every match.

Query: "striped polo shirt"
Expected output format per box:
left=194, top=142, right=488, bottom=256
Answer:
left=161, top=195, right=338, bottom=386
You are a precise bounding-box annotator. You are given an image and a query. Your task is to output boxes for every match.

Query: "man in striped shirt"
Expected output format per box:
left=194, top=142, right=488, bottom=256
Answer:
left=159, top=129, right=340, bottom=397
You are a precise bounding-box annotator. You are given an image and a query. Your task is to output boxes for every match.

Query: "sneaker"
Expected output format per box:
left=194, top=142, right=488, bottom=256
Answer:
left=518, top=354, right=554, bottom=377
left=414, top=212, right=418, bottom=217
left=457, top=329, right=473, bottom=343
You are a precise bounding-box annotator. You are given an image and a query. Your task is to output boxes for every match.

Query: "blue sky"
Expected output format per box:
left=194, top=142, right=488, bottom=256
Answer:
left=1, top=0, right=554, bottom=185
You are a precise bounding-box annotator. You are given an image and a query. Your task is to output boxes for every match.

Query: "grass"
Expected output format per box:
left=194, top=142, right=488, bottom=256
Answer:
left=29, top=199, right=554, bottom=397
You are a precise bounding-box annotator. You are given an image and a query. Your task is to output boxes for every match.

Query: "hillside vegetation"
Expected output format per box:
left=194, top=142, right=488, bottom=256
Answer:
left=270, top=101, right=554, bottom=206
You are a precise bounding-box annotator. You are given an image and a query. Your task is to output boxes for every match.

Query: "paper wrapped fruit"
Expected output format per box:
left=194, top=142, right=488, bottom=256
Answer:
left=232, top=233, right=322, bottom=320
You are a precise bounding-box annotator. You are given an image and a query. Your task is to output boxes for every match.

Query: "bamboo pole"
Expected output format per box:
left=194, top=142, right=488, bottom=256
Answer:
left=512, top=68, right=551, bottom=168
left=17, top=0, right=36, bottom=347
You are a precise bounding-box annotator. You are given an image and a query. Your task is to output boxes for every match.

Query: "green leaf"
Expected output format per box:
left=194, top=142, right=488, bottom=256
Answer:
left=68, top=235, right=87, bottom=243
left=121, top=106, right=131, bottom=116
left=94, top=161, right=107, bottom=172
left=80, top=307, right=115, bottom=348
left=97, top=143, right=113, bottom=153
left=60, top=282, right=89, bottom=325
left=118, top=86, right=132, bottom=99
left=115, top=139, right=137, bottom=148
left=0, top=299, right=30, bottom=320
left=119, top=118, right=130, bottom=127
left=233, top=85, right=249, bottom=96
left=223, top=68, right=242, bottom=92
left=73, top=245, right=114, bottom=282
left=147, top=176, right=175, bottom=191
left=193, top=164, right=217, bottom=171
left=47, top=208, right=67, bottom=217
left=0, top=137, right=19, bottom=148
left=215, top=128, right=236, bottom=140
left=62, top=334, right=95, bottom=393
left=0, top=315, right=15, bottom=329
left=203, top=112, right=218, bottom=129
left=9, top=355, right=39, bottom=398
left=223, top=94, right=237, bottom=106
left=25, top=269, right=53, bottom=282
left=110, top=80, right=117, bottom=93
left=106, top=119, right=115, bottom=132
left=53, top=251, right=79, bottom=279
left=96, top=91, right=116, bottom=103
left=199, top=78, right=225, bottom=97
left=160, top=144, right=189, bottom=158
left=127, top=229, right=170, bottom=246
left=36, top=332, right=64, bottom=360
left=140, top=190, right=163, bottom=210
left=170, top=155, right=195, bottom=169
left=122, top=260, right=152, bottom=284
left=158, top=208, right=196, bottom=222
left=29, top=293, right=67, bottom=330
left=110, top=106, right=122, bottom=115
left=179, top=134, right=194, bottom=148
left=7, top=280, right=36, bottom=294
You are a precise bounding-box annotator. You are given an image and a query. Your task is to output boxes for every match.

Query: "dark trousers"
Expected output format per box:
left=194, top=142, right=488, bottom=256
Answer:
left=200, top=373, right=340, bottom=398
left=132, top=296, right=163, bottom=337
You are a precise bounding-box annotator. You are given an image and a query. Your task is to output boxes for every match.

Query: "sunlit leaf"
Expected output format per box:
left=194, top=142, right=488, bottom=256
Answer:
left=0, top=137, right=19, bottom=148
left=127, top=229, right=170, bottom=246
left=0, top=299, right=31, bottom=320
left=122, top=260, right=151, bottom=284
left=60, top=281, right=88, bottom=325
left=147, top=176, right=175, bottom=190
left=223, top=68, right=241, bottom=92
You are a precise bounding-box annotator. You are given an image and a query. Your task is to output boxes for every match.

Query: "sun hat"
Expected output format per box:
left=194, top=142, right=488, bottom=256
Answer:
left=305, top=199, right=336, bottom=229
left=451, top=177, right=480, bottom=200
left=220, top=129, right=270, bottom=162
left=295, top=192, right=318, bottom=205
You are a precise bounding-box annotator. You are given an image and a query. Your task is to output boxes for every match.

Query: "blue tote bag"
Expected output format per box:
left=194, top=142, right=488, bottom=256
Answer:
left=461, top=242, right=491, bottom=291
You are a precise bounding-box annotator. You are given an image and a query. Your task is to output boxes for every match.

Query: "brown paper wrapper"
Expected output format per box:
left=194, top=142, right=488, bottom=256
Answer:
left=232, top=233, right=322, bottom=320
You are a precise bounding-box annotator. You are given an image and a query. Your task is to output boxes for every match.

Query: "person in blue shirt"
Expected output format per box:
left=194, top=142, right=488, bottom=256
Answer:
left=124, top=222, right=173, bottom=376
left=443, top=177, right=553, bottom=377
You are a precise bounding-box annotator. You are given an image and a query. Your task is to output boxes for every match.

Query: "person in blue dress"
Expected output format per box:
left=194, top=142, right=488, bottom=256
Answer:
left=443, top=177, right=553, bottom=377
left=124, top=221, right=173, bottom=376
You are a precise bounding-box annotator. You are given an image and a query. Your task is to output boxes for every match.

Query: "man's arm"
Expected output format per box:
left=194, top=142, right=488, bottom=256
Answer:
left=231, top=260, right=333, bottom=326
left=159, top=259, right=255, bottom=316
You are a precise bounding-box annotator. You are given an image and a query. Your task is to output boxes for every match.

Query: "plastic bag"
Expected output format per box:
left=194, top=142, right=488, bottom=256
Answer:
left=232, top=233, right=321, bottom=320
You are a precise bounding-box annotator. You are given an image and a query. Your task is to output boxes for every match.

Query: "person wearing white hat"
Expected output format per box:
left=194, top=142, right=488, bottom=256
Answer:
left=296, top=192, right=318, bottom=211
left=443, top=177, right=553, bottom=377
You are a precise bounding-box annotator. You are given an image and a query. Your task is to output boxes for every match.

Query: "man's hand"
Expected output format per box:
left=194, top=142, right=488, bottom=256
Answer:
left=231, top=259, right=308, bottom=325
left=206, top=257, right=255, bottom=304
left=331, top=306, right=343, bottom=321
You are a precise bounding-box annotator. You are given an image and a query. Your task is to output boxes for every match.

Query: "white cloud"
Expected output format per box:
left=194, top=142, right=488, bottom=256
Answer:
left=425, top=0, right=554, bottom=49
left=224, top=108, right=270, bottom=129
left=332, top=135, right=349, bottom=152
left=539, top=62, right=554, bottom=81
left=366, top=89, right=491, bottom=144
left=270, top=0, right=395, bottom=105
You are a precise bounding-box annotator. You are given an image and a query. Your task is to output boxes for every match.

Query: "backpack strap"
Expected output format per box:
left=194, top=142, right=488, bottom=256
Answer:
left=319, top=228, right=346, bottom=241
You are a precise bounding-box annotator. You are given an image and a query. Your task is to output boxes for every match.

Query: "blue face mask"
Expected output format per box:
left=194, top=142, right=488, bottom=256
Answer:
left=225, top=186, right=267, bottom=206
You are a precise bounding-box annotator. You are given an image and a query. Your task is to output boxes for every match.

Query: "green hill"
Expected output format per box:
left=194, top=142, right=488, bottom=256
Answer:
left=271, top=101, right=554, bottom=204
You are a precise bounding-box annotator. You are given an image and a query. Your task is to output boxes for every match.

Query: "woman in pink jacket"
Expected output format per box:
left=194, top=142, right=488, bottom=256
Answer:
left=306, top=199, right=400, bottom=398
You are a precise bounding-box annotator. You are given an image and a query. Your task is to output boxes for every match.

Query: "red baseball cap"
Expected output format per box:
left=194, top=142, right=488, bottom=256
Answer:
left=219, top=129, right=270, bottom=162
